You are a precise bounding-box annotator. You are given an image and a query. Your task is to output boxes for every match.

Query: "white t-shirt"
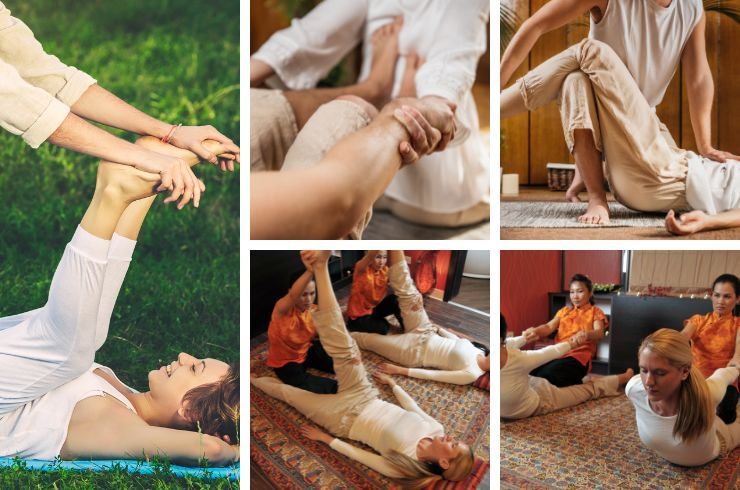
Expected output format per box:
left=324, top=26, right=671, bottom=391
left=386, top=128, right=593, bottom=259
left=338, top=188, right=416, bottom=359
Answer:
left=252, top=0, right=490, bottom=212
left=500, top=337, right=570, bottom=419
left=590, top=0, right=703, bottom=108
left=625, top=367, right=739, bottom=467
left=329, top=384, right=443, bottom=477
left=0, top=363, right=135, bottom=460
left=685, top=153, right=740, bottom=214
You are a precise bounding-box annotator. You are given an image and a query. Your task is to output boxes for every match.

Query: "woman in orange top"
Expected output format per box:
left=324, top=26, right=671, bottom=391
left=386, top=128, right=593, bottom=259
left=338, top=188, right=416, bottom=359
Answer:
left=681, top=273, right=740, bottom=424
left=523, top=274, right=607, bottom=387
left=346, top=250, right=403, bottom=335
left=266, top=265, right=337, bottom=394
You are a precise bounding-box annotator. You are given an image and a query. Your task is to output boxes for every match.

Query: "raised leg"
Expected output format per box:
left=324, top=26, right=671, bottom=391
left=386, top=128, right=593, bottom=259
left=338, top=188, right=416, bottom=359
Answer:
left=387, top=251, right=435, bottom=335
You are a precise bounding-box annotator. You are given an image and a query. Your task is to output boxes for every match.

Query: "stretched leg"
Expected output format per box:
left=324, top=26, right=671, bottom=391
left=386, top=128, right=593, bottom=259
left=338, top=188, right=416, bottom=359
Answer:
left=352, top=331, right=427, bottom=367
left=531, top=369, right=631, bottom=416
left=398, top=52, right=423, bottom=98
left=386, top=251, right=436, bottom=334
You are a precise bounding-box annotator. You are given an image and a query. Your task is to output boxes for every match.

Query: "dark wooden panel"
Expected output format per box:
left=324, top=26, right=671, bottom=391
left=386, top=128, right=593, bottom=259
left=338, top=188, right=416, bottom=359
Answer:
left=608, top=296, right=712, bottom=375
left=718, top=13, right=740, bottom=154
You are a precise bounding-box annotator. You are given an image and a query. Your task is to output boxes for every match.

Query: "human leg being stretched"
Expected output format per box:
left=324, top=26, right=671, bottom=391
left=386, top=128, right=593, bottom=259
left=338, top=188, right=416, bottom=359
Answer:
left=352, top=250, right=436, bottom=367
left=251, top=18, right=402, bottom=172
left=251, top=251, right=378, bottom=437
left=501, top=39, right=689, bottom=223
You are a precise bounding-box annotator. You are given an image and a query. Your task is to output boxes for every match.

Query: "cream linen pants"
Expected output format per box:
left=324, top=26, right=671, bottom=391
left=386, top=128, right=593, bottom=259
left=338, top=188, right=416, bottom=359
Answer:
left=529, top=374, right=620, bottom=416
left=352, top=259, right=437, bottom=367
left=252, top=307, right=379, bottom=438
left=250, top=89, right=373, bottom=238
left=511, top=38, right=690, bottom=212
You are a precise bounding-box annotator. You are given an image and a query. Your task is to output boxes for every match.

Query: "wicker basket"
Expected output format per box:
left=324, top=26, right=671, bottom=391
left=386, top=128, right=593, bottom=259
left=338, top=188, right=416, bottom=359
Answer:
left=547, top=163, right=576, bottom=191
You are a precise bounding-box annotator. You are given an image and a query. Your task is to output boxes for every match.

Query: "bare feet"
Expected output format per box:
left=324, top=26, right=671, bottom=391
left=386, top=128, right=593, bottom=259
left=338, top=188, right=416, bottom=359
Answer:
left=617, top=368, right=634, bottom=386
left=366, top=17, right=402, bottom=106
left=398, top=51, right=423, bottom=97
left=565, top=171, right=585, bottom=203
left=578, top=198, right=610, bottom=225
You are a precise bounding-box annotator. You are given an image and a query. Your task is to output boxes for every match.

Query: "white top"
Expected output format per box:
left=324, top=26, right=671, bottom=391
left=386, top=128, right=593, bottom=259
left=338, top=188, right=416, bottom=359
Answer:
left=252, top=0, right=490, bottom=212
left=0, top=3, right=96, bottom=148
left=684, top=153, right=740, bottom=214
left=625, top=367, right=739, bottom=467
left=407, top=328, right=485, bottom=385
left=0, top=363, right=136, bottom=460
left=500, top=336, right=571, bottom=419
left=330, top=384, right=443, bottom=477
left=589, top=0, right=703, bottom=108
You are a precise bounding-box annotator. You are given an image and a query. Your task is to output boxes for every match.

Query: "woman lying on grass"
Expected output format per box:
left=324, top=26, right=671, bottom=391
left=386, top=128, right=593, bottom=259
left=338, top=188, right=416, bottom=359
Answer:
left=0, top=137, right=239, bottom=466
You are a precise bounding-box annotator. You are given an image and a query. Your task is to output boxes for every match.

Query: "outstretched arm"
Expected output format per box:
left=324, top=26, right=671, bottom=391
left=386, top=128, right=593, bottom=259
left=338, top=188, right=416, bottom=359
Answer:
left=70, top=85, right=240, bottom=169
left=354, top=250, right=380, bottom=274
left=665, top=209, right=740, bottom=235
left=501, top=0, right=603, bottom=87
left=682, top=15, right=740, bottom=163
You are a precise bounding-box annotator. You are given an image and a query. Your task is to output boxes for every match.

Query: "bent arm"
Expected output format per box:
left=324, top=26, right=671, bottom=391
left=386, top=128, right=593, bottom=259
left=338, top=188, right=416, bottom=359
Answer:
left=730, top=329, right=740, bottom=368
left=274, top=269, right=314, bottom=316
left=501, top=0, right=600, bottom=87
left=355, top=250, right=379, bottom=275
left=389, top=384, right=438, bottom=425
left=329, top=439, right=405, bottom=478
left=251, top=0, right=367, bottom=89
left=681, top=320, right=699, bottom=340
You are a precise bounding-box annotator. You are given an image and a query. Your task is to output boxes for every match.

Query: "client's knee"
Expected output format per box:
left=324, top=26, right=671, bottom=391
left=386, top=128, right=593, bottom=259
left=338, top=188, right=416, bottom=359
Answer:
left=578, top=38, right=619, bottom=65
left=335, top=95, right=379, bottom=120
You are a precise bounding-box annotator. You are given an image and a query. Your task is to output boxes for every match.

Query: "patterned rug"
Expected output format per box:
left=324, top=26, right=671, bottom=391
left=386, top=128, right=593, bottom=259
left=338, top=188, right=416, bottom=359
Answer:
left=501, top=395, right=739, bottom=490
left=251, top=340, right=490, bottom=489
left=501, top=202, right=665, bottom=228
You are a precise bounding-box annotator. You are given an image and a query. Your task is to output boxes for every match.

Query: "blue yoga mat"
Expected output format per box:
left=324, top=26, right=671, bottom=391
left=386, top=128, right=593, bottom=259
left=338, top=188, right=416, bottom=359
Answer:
left=0, top=457, right=239, bottom=481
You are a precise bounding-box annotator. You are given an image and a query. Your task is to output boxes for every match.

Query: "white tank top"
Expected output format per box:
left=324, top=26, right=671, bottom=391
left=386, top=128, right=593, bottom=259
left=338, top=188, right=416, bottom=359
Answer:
left=0, top=363, right=136, bottom=459
left=589, top=0, right=703, bottom=108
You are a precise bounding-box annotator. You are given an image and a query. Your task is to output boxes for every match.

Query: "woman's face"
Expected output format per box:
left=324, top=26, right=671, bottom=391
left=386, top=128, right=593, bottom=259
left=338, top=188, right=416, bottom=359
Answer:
left=569, top=281, right=591, bottom=307
left=638, top=348, right=688, bottom=403
left=296, top=280, right=316, bottom=312
left=149, top=352, right=230, bottom=414
left=418, top=435, right=469, bottom=468
left=372, top=251, right=388, bottom=271
left=711, top=282, right=738, bottom=317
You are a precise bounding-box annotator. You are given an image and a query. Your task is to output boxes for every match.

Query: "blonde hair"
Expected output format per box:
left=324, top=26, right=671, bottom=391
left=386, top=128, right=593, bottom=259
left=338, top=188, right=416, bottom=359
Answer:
left=386, top=447, right=474, bottom=490
left=638, top=329, right=712, bottom=443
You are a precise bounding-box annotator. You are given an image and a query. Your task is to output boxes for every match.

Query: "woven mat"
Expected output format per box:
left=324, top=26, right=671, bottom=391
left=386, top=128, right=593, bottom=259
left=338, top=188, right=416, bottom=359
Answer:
left=501, top=395, right=739, bottom=489
left=251, top=340, right=490, bottom=489
left=501, top=202, right=666, bottom=228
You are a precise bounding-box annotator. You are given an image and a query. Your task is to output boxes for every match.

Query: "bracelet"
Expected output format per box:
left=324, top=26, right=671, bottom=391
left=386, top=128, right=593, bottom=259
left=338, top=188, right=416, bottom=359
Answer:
left=161, top=123, right=182, bottom=144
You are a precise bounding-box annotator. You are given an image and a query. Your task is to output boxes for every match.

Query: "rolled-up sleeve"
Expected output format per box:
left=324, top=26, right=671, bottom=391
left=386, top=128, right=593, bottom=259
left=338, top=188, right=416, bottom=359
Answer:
left=0, top=4, right=96, bottom=147
left=251, top=0, right=367, bottom=89
left=415, top=0, right=489, bottom=104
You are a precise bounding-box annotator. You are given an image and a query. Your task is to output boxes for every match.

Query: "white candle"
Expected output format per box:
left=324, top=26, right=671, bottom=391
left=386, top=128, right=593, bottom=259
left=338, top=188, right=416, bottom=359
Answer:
left=502, top=173, right=519, bottom=196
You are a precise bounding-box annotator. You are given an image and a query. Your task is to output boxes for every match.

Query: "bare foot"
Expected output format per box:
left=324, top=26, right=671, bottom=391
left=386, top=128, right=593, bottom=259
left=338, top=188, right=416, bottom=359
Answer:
left=366, top=17, right=402, bottom=106
left=565, top=168, right=585, bottom=203
left=578, top=198, right=610, bottom=225
left=617, top=368, right=634, bottom=386
left=398, top=51, right=423, bottom=97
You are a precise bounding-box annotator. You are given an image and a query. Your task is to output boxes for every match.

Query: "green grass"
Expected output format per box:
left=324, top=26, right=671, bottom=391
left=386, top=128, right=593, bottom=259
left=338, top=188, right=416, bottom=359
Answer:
left=0, top=0, right=239, bottom=486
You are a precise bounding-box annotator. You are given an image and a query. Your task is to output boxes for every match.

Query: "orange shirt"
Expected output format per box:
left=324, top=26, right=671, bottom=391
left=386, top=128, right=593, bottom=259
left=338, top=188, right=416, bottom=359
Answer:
left=686, top=312, right=739, bottom=379
left=347, top=264, right=389, bottom=319
left=555, top=304, right=608, bottom=367
left=266, top=304, right=318, bottom=368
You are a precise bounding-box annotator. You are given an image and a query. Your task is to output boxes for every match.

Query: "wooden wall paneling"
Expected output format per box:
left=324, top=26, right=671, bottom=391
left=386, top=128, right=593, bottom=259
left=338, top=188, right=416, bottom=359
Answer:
left=250, top=0, right=291, bottom=54
left=501, top=0, right=531, bottom=183
left=528, top=0, right=571, bottom=185
left=680, top=12, right=721, bottom=152
left=718, top=14, right=740, bottom=154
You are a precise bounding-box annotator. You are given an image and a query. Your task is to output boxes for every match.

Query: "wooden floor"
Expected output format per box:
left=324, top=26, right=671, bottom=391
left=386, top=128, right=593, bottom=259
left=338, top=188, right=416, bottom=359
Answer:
left=501, top=187, right=740, bottom=240
left=452, top=276, right=490, bottom=314
left=250, top=284, right=491, bottom=488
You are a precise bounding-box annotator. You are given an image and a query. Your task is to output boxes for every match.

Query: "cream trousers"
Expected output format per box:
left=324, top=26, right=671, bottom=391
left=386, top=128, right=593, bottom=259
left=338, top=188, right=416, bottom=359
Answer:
left=515, top=38, right=690, bottom=212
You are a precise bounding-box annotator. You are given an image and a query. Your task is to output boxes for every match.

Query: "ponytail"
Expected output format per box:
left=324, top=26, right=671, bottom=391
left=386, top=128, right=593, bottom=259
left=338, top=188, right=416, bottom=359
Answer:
left=674, top=366, right=712, bottom=443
